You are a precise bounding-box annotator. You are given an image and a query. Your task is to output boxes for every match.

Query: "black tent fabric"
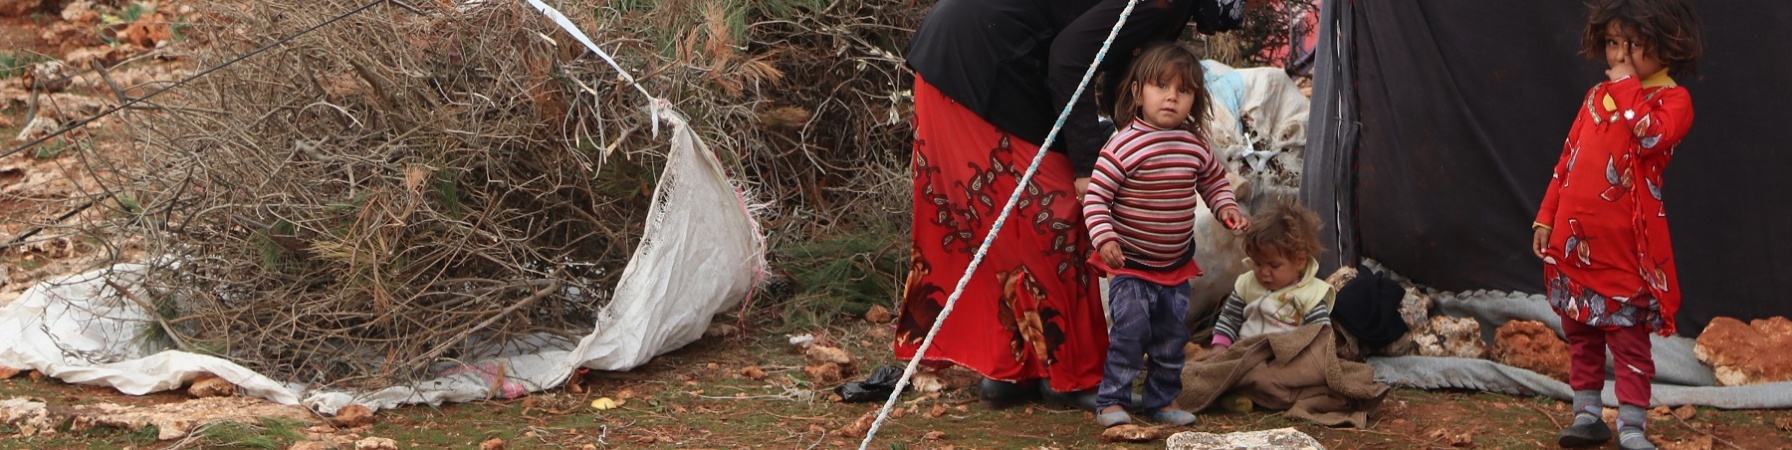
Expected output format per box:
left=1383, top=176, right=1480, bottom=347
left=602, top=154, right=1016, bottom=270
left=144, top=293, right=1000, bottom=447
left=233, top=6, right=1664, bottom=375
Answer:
left=1302, top=1, right=1792, bottom=336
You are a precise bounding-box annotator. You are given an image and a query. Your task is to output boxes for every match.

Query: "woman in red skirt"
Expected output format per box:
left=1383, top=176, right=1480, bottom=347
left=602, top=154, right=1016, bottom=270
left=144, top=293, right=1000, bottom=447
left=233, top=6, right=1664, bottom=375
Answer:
left=897, top=0, right=1243, bottom=409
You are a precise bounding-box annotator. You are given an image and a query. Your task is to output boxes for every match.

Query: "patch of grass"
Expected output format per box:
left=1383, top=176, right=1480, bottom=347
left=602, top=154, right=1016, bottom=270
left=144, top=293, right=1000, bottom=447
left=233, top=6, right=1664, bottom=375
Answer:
left=771, top=225, right=905, bottom=330
left=120, top=2, right=156, bottom=23
left=0, top=51, right=49, bottom=79
left=198, top=417, right=305, bottom=449
left=128, top=425, right=159, bottom=446
left=31, top=140, right=69, bottom=159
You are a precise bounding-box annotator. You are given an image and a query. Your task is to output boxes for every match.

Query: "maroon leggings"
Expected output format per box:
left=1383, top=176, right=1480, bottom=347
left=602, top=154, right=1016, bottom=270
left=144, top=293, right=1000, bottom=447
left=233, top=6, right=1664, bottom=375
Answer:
left=1560, top=314, right=1654, bottom=407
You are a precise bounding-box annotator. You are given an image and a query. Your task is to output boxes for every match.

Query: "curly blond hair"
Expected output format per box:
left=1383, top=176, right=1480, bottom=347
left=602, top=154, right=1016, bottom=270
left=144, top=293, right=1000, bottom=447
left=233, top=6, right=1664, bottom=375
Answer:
left=1242, top=198, right=1324, bottom=261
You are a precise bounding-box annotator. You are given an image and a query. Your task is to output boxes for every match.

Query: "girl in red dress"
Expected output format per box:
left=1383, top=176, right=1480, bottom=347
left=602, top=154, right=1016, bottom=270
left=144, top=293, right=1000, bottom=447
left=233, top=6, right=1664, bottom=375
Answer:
left=1531, top=1, right=1702, bottom=449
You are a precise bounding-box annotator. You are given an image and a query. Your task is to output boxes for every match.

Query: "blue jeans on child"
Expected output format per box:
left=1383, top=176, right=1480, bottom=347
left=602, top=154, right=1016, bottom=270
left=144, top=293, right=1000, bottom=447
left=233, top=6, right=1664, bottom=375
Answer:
left=1096, top=275, right=1191, bottom=412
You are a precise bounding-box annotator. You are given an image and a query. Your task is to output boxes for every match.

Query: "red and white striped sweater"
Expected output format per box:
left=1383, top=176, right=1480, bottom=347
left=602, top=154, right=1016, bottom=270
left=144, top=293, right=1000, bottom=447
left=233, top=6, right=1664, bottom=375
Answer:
left=1082, top=119, right=1238, bottom=284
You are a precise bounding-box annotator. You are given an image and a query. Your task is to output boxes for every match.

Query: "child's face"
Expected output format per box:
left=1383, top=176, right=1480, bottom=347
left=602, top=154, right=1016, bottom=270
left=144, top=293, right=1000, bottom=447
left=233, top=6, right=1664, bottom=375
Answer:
left=1133, top=75, right=1196, bottom=129
left=1248, top=249, right=1307, bottom=292
left=1604, top=21, right=1665, bottom=78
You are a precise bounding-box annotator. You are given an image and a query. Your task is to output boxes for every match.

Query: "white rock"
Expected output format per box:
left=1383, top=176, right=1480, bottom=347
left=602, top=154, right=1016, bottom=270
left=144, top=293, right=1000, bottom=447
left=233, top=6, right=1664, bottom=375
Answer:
left=355, top=437, right=398, bottom=450
left=0, top=398, right=55, bottom=436
left=1166, top=427, right=1326, bottom=450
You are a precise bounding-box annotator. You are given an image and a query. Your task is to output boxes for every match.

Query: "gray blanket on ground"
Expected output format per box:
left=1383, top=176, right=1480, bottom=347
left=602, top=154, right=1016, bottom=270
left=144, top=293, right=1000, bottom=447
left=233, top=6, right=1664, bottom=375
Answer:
left=1367, top=290, right=1792, bottom=409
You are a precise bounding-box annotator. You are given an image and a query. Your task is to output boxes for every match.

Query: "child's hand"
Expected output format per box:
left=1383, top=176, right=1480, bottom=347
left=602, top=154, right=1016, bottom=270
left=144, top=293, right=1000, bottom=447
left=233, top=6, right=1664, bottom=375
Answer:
left=1607, top=59, right=1637, bottom=81
left=1099, top=241, right=1125, bottom=269
left=1217, top=206, right=1250, bottom=231
left=1532, top=227, right=1551, bottom=260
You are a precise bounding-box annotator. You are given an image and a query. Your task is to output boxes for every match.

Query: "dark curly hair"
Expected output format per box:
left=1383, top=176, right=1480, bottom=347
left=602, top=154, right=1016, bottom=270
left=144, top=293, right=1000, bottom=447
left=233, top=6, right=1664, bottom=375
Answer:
left=1580, top=0, right=1703, bottom=77
left=1242, top=198, right=1324, bottom=262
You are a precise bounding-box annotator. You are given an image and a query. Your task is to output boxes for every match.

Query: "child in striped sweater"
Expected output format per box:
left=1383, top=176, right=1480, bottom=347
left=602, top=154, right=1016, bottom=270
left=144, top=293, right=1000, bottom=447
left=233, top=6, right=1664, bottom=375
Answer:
left=1081, top=42, right=1247, bottom=428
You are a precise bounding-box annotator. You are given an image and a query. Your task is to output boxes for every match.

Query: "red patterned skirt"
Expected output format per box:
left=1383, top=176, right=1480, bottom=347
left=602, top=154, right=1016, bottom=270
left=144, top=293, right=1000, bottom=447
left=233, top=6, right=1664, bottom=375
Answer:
left=895, top=76, right=1108, bottom=392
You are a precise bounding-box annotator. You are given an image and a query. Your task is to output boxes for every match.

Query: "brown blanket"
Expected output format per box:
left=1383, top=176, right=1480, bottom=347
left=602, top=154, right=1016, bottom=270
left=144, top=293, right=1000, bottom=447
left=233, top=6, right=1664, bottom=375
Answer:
left=1175, top=323, right=1389, bottom=428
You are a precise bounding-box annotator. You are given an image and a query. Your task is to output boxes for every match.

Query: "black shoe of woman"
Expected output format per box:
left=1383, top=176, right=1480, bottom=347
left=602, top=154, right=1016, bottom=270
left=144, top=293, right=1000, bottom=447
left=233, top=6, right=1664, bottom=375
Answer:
left=977, top=377, right=1039, bottom=409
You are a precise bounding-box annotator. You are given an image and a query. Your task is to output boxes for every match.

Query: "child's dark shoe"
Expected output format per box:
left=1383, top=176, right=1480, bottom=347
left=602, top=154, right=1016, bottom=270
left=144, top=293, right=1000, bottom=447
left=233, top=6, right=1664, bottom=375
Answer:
left=1148, top=409, right=1199, bottom=426
left=1556, top=413, right=1612, bottom=447
left=1616, top=427, right=1656, bottom=450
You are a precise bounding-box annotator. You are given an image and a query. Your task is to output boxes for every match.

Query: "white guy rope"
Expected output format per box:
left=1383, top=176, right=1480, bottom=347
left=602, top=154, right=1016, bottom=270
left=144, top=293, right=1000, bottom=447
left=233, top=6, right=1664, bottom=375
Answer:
left=522, top=0, right=667, bottom=137
left=857, top=1, right=1144, bottom=448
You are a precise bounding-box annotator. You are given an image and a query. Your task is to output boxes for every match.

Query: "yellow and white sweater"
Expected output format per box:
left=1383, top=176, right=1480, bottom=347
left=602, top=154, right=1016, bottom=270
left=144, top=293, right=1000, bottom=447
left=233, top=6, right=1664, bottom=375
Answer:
left=1211, top=257, right=1336, bottom=347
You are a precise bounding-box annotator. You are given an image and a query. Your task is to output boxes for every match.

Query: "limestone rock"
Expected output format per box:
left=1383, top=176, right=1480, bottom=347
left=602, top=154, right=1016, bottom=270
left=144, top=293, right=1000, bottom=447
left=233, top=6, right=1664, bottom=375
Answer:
left=1695, top=316, right=1792, bottom=386
left=1324, top=267, right=1358, bottom=292
left=331, top=404, right=374, bottom=428
left=0, top=398, right=54, bottom=436
left=62, top=396, right=317, bottom=440
left=1415, top=316, right=1486, bottom=359
left=187, top=375, right=238, bottom=398
left=355, top=437, right=398, bottom=450
left=1493, top=320, right=1571, bottom=382
left=1166, top=427, right=1325, bottom=450
left=1100, top=424, right=1166, bottom=442
left=290, top=441, right=339, bottom=450
left=1398, top=287, right=1434, bottom=331
left=803, top=344, right=857, bottom=376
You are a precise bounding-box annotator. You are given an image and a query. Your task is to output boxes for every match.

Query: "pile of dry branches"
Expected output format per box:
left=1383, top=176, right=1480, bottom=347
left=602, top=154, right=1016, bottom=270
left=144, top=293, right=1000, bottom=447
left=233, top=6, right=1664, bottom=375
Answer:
left=48, top=0, right=924, bottom=388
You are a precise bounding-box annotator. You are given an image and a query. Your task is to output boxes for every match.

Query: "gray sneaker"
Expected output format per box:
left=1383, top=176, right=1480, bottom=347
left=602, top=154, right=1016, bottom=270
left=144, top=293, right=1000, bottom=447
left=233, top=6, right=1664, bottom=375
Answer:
left=1617, top=427, right=1656, bottom=450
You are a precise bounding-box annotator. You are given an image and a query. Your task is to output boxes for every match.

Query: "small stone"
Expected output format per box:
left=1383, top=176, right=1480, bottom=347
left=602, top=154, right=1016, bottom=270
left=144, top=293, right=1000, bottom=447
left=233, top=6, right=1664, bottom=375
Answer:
left=804, top=344, right=857, bottom=378
left=1673, top=405, right=1696, bottom=421
left=478, top=438, right=505, bottom=450
left=803, top=362, right=843, bottom=385
left=922, top=431, right=945, bottom=440
left=1101, top=424, right=1166, bottom=442
left=353, top=437, right=397, bottom=450
left=835, top=412, right=876, bottom=438
left=290, top=442, right=337, bottom=450
left=331, top=405, right=374, bottom=428
left=909, top=372, right=945, bottom=393
left=864, top=305, right=893, bottom=324
left=1493, top=320, right=1571, bottom=382
left=187, top=375, right=238, bottom=398
left=741, top=365, right=766, bottom=380
left=0, top=367, right=20, bottom=379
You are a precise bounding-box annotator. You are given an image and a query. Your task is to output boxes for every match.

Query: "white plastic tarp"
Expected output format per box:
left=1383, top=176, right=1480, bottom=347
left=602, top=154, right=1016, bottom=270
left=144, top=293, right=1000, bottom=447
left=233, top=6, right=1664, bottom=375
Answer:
left=0, top=108, right=765, bottom=413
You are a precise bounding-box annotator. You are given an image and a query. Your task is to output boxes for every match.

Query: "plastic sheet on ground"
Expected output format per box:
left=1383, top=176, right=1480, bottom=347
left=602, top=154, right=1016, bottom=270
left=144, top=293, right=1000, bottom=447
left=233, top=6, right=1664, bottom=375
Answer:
left=0, top=108, right=765, bottom=414
left=1368, top=288, right=1792, bottom=409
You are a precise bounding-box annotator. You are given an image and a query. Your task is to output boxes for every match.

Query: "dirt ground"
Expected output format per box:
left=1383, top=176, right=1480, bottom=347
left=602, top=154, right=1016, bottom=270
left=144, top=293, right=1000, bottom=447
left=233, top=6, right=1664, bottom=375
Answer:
left=2, top=318, right=1791, bottom=449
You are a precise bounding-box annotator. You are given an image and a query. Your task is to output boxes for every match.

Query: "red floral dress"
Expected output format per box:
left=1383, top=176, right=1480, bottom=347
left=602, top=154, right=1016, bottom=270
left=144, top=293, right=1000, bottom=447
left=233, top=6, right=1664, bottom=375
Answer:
left=1535, top=72, right=1692, bottom=335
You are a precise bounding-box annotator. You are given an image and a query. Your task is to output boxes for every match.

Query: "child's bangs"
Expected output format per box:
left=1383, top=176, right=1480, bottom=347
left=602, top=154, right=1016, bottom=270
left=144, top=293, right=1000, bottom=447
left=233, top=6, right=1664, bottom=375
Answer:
left=1141, top=57, right=1202, bottom=91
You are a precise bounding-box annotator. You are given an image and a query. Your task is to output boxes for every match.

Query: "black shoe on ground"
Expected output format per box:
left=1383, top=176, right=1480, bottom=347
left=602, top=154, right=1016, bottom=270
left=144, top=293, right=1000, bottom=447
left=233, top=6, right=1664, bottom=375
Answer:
left=1037, top=383, right=1099, bottom=411
left=1556, top=419, right=1613, bottom=447
left=978, top=378, right=1039, bottom=409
